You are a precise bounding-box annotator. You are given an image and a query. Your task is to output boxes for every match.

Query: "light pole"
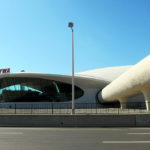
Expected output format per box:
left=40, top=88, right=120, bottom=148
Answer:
left=68, top=22, right=75, bottom=114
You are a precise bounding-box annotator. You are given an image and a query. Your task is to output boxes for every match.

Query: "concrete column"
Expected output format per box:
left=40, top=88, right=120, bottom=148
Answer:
left=119, top=98, right=128, bottom=110
left=142, top=88, right=150, bottom=111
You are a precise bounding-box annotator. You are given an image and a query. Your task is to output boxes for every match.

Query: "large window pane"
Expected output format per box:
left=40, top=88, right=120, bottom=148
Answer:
left=0, top=77, right=84, bottom=102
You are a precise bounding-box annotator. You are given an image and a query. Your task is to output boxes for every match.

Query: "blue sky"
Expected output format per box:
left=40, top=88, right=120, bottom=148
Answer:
left=0, top=0, right=150, bottom=74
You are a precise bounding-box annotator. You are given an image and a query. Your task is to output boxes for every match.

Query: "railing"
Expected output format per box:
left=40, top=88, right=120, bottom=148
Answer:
left=0, top=102, right=148, bottom=114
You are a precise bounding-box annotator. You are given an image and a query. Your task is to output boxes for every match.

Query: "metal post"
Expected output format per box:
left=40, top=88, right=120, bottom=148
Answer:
left=68, top=22, right=75, bottom=115
left=15, top=103, right=16, bottom=114
left=31, top=104, right=32, bottom=114
left=72, top=28, right=75, bottom=114
left=52, top=103, right=53, bottom=114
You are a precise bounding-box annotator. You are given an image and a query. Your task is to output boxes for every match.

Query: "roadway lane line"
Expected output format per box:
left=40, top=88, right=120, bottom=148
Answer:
left=102, top=141, right=150, bottom=144
left=128, top=133, right=150, bottom=135
left=0, top=132, right=23, bottom=135
left=130, top=128, right=150, bottom=130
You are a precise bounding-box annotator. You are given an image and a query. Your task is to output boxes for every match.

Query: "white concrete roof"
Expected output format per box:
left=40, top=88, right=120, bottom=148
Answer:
left=0, top=66, right=131, bottom=90
left=0, top=72, right=108, bottom=89
left=76, top=66, right=132, bottom=82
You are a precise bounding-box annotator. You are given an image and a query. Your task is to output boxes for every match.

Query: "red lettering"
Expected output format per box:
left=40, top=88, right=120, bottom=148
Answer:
left=3, top=69, right=7, bottom=73
left=7, top=68, right=10, bottom=73
left=0, top=68, right=10, bottom=74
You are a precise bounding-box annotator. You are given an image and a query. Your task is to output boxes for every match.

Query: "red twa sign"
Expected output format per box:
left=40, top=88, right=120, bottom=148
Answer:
left=0, top=68, right=10, bottom=74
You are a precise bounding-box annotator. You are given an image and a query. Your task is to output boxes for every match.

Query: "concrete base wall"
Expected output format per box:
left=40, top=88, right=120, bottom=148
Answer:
left=136, top=114, right=150, bottom=126
left=1, top=114, right=150, bottom=127
left=0, top=114, right=141, bottom=127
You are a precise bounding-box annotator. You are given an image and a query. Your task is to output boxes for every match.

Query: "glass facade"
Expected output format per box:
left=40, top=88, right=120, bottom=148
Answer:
left=0, top=77, right=84, bottom=102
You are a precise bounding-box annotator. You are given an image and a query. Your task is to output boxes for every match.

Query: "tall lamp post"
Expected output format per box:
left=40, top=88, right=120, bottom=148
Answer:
left=68, top=22, right=75, bottom=114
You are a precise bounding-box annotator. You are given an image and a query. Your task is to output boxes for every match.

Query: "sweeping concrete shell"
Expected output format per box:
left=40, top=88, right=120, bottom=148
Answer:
left=0, top=65, right=132, bottom=108
left=100, top=55, right=150, bottom=111
left=0, top=57, right=148, bottom=110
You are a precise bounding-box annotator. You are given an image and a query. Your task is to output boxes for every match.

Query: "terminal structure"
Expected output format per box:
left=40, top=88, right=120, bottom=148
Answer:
left=0, top=55, right=150, bottom=110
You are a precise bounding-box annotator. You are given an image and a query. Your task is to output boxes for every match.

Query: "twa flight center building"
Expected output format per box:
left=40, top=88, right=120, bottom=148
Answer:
left=1, top=55, right=150, bottom=111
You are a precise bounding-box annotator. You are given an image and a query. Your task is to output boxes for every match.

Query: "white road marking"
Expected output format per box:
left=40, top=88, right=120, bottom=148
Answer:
left=0, top=132, right=23, bottom=135
left=128, top=133, right=150, bottom=135
left=102, top=141, right=150, bottom=144
left=130, top=128, right=150, bottom=130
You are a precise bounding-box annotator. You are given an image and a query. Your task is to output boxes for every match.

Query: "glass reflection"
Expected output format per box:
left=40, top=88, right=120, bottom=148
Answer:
left=0, top=77, right=84, bottom=102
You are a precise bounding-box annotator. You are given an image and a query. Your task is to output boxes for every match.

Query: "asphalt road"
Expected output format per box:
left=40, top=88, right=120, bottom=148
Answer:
left=0, top=127, right=150, bottom=150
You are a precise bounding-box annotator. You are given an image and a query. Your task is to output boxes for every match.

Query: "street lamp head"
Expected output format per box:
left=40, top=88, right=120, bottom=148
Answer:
left=68, top=22, right=74, bottom=28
